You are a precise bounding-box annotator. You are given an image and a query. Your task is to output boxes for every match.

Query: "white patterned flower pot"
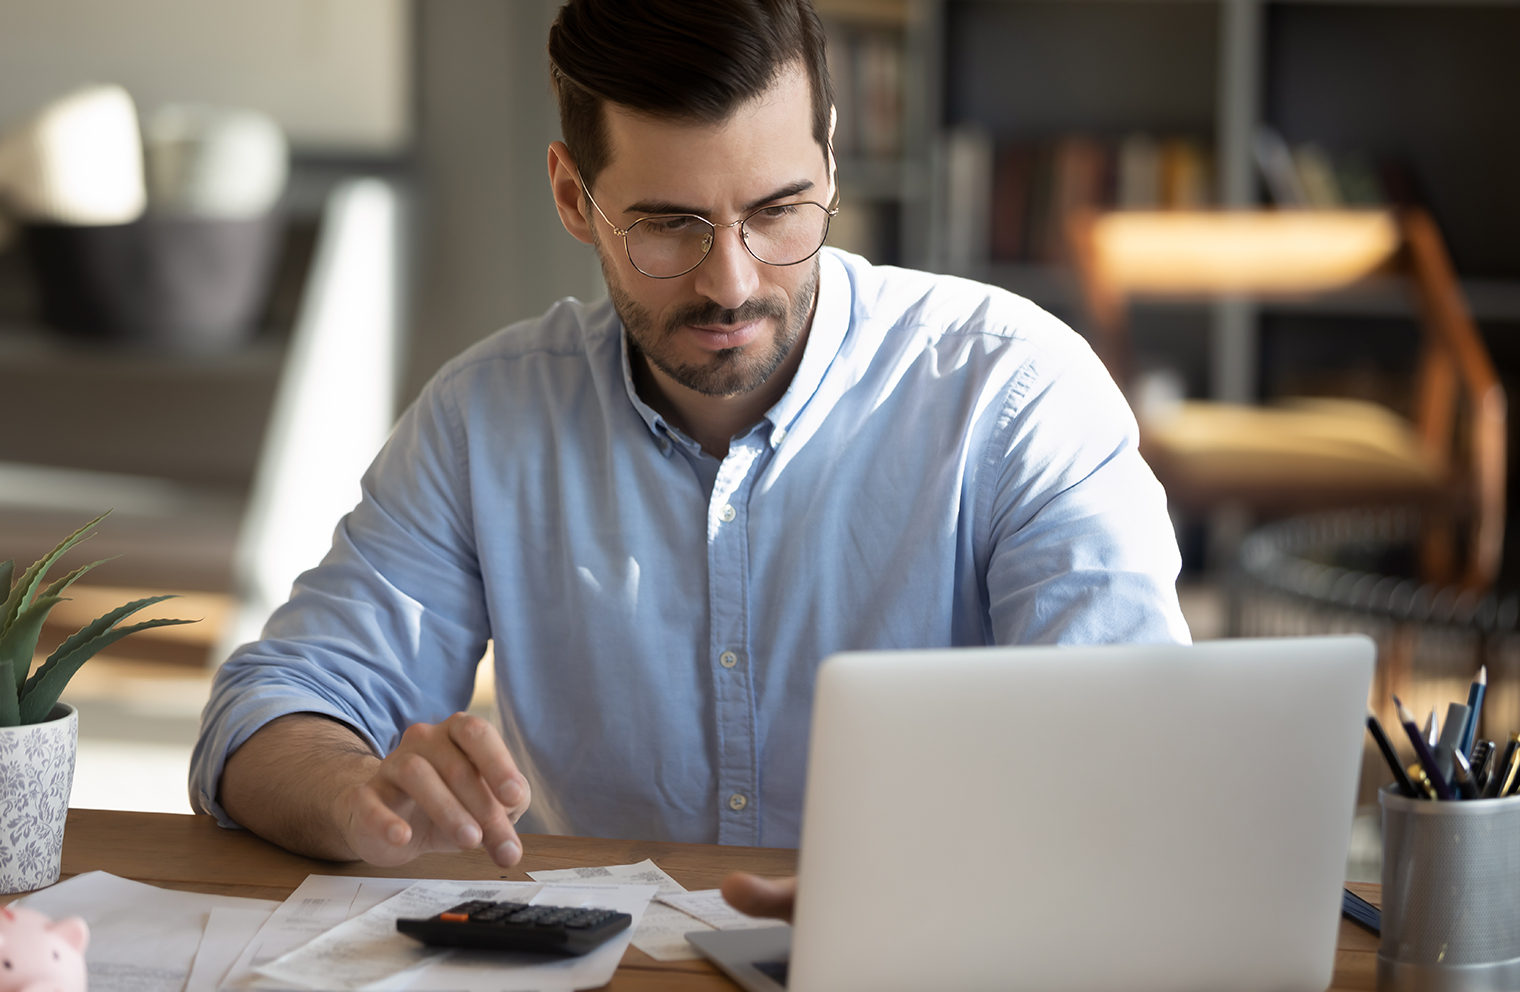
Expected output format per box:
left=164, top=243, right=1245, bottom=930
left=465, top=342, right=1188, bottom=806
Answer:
left=0, top=703, right=77, bottom=894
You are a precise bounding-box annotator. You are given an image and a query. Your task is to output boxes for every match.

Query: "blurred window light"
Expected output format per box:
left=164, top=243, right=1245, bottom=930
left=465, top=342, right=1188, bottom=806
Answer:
left=219, top=177, right=401, bottom=662
left=0, top=85, right=145, bottom=224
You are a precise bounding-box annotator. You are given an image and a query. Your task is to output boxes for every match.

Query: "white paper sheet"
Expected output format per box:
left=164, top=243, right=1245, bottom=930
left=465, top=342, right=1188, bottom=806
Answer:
left=15, top=871, right=279, bottom=992
left=219, top=875, right=416, bottom=992
left=527, top=858, right=710, bottom=961
left=371, top=882, right=663, bottom=992
left=255, top=878, right=657, bottom=992
left=186, top=908, right=275, bottom=992
left=656, top=889, right=788, bottom=931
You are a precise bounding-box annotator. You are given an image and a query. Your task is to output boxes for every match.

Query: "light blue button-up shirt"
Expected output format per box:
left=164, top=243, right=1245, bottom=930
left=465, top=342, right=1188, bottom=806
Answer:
left=192, top=248, right=1189, bottom=847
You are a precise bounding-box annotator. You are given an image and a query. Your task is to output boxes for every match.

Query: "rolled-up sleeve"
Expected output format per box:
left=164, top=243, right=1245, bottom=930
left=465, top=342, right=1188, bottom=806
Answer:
left=190, top=371, right=492, bottom=826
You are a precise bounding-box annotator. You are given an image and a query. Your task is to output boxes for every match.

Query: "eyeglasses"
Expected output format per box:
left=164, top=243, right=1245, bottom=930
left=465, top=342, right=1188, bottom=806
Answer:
left=579, top=179, right=839, bottom=279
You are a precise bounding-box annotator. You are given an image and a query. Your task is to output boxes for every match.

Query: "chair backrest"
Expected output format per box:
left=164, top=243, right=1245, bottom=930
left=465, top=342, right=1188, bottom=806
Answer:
left=1068, top=208, right=1505, bottom=589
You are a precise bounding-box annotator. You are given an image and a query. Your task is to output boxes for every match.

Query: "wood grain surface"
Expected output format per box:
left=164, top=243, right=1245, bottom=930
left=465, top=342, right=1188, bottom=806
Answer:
left=15, top=808, right=1379, bottom=991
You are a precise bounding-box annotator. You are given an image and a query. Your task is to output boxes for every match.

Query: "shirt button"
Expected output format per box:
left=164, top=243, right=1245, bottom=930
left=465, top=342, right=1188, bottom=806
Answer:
left=719, top=504, right=736, bottom=522
left=772, top=427, right=787, bottom=444
left=719, top=651, right=738, bottom=668
left=728, top=793, right=748, bottom=812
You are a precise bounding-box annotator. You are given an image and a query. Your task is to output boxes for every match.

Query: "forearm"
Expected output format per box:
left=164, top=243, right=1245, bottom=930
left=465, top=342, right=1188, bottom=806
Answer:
left=219, top=713, right=382, bottom=861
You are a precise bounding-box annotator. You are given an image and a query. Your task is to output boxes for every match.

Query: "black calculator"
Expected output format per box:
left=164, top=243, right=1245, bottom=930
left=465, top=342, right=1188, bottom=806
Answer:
left=396, top=899, right=633, bottom=956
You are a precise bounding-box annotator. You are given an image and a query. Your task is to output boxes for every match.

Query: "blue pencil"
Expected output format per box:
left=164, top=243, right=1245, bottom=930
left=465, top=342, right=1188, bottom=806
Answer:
left=1394, top=695, right=1454, bottom=800
left=1459, top=665, right=1487, bottom=759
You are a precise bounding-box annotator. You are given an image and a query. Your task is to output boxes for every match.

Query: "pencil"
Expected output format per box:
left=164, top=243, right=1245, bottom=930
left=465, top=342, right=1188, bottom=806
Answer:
left=1367, top=713, right=1419, bottom=798
left=1394, top=695, right=1454, bottom=800
left=1483, top=735, right=1516, bottom=798
left=1453, top=749, right=1480, bottom=800
left=1459, top=666, right=1487, bottom=760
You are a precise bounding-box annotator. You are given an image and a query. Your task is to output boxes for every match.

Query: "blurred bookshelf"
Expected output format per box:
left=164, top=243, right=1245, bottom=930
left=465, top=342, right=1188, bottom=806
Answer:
left=817, top=0, right=924, bottom=266
left=823, top=0, right=1520, bottom=414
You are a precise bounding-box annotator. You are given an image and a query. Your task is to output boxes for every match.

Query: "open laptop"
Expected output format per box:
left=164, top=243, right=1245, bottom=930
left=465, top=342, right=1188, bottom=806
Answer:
left=688, top=636, right=1374, bottom=992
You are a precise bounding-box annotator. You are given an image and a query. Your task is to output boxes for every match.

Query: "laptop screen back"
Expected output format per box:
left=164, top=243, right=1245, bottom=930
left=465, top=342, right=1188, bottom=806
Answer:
left=787, top=637, right=1373, bottom=992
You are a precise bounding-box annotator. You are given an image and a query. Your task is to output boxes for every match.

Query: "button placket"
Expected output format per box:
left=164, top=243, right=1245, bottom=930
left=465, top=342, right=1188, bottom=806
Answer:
left=707, top=439, right=765, bottom=845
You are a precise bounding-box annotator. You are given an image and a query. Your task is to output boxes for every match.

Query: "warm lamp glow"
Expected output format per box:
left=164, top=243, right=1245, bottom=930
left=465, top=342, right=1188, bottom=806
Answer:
left=1093, top=211, right=1400, bottom=294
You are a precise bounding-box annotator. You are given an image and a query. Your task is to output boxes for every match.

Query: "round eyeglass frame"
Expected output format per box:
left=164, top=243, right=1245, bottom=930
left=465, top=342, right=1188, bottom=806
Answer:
left=578, top=178, right=840, bottom=279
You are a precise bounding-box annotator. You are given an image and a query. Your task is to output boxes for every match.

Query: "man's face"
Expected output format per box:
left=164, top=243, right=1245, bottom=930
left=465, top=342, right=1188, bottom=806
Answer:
left=584, top=67, right=831, bottom=398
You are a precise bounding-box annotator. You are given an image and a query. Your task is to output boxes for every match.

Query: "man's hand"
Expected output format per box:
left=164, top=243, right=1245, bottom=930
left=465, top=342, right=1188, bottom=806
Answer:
left=336, top=713, right=532, bottom=867
left=220, top=712, right=531, bottom=868
left=720, top=873, right=796, bottom=922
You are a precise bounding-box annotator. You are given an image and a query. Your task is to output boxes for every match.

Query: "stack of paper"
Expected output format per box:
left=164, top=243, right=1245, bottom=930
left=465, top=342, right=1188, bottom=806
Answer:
left=17, top=861, right=781, bottom=991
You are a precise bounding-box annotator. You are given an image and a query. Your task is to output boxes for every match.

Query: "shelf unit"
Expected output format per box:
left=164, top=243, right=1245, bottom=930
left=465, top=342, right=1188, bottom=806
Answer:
left=821, top=0, right=1520, bottom=412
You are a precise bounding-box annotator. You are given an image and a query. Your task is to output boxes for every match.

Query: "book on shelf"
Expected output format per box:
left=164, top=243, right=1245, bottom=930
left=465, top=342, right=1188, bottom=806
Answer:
left=1253, top=125, right=1424, bottom=210
left=825, top=22, right=904, bottom=160
left=955, top=132, right=1215, bottom=268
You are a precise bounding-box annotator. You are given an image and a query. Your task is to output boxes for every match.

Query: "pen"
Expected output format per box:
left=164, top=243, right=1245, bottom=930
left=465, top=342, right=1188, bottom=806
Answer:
left=1406, top=763, right=1438, bottom=800
left=1459, top=665, right=1487, bottom=759
left=1452, top=749, right=1480, bottom=800
left=1394, top=696, right=1454, bottom=800
left=1367, top=713, right=1419, bottom=798
left=1435, top=702, right=1470, bottom=782
left=1471, top=739, right=1495, bottom=794
left=1483, top=734, right=1516, bottom=798
left=1423, top=707, right=1439, bottom=748
left=1495, top=732, right=1520, bottom=798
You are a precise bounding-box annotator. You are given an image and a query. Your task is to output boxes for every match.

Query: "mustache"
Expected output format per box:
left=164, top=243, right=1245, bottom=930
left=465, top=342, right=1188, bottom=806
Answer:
left=661, top=296, right=789, bottom=336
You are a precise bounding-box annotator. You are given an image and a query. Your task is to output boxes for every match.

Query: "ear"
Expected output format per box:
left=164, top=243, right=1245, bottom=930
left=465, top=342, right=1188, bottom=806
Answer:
left=547, top=141, right=595, bottom=246
left=48, top=917, right=89, bottom=953
left=825, top=105, right=839, bottom=198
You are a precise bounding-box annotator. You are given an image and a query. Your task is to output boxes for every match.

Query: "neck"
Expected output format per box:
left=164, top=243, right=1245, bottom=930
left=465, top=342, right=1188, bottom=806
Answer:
left=634, top=317, right=813, bottom=461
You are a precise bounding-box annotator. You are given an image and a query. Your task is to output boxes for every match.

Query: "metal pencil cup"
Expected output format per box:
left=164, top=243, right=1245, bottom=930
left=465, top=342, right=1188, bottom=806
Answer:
left=1379, top=784, right=1520, bottom=991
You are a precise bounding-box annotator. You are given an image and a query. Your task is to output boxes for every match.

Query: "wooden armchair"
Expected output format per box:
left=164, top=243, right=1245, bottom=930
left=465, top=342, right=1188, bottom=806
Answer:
left=1068, top=209, right=1506, bottom=590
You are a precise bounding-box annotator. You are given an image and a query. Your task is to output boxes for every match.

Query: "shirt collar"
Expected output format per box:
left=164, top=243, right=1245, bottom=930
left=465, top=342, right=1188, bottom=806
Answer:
left=619, top=331, right=695, bottom=456
left=618, top=247, right=853, bottom=454
left=762, top=247, right=850, bottom=439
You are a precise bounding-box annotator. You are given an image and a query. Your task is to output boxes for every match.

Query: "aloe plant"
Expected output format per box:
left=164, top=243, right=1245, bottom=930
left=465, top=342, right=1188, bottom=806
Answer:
left=0, top=512, right=197, bottom=727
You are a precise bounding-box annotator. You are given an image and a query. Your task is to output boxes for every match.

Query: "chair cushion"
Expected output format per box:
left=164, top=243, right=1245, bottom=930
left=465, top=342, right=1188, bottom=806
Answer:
left=1141, top=397, right=1443, bottom=502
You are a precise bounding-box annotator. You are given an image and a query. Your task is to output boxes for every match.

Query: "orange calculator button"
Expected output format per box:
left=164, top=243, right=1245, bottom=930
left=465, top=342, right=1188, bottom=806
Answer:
left=438, top=912, right=471, bottom=922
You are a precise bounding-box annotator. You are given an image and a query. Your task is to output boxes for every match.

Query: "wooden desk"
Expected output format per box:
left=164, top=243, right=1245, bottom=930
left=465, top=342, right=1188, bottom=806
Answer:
left=22, top=808, right=1380, bottom=991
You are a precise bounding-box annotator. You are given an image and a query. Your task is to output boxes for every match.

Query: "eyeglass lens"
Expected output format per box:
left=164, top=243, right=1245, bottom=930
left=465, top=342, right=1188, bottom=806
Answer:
left=623, top=202, right=832, bottom=278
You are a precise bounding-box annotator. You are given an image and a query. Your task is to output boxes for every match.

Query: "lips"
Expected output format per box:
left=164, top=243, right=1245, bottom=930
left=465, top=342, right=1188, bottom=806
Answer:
left=683, top=319, right=764, bottom=352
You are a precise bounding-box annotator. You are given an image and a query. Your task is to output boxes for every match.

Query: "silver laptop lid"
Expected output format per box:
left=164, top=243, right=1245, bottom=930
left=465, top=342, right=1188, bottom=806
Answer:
left=788, top=636, right=1374, bottom=992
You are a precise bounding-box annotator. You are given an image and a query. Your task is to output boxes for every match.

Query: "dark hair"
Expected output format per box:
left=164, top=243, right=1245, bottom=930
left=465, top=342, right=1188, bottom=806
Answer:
left=548, top=0, right=834, bottom=192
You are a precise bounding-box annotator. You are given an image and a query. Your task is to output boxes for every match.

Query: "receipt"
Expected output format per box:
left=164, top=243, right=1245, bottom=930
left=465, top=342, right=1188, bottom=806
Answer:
left=220, top=875, right=415, bottom=992
left=528, top=858, right=709, bottom=961
left=657, top=889, right=788, bottom=931
left=255, top=878, right=657, bottom=992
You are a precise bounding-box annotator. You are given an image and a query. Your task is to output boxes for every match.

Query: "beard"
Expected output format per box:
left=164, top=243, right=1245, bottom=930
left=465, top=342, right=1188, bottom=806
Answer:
left=598, top=247, right=820, bottom=398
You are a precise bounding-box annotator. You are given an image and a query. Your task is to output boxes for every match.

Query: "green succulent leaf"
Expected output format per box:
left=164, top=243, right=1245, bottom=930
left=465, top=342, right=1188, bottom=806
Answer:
left=0, top=595, right=64, bottom=694
left=0, top=559, right=13, bottom=598
left=0, top=511, right=110, bottom=638
left=0, top=659, right=17, bottom=728
left=41, top=558, right=112, bottom=602
left=18, top=616, right=197, bottom=724
left=40, top=594, right=179, bottom=678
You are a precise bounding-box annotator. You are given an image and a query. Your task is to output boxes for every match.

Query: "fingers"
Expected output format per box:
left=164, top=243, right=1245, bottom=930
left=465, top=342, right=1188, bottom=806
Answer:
left=438, top=715, right=527, bottom=864
left=356, top=715, right=531, bottom=868
left=340, top=783, right=418, bottom=867
left=447, top=713, right=531, bottom=814
left=720, top=873, right=797, bottom=922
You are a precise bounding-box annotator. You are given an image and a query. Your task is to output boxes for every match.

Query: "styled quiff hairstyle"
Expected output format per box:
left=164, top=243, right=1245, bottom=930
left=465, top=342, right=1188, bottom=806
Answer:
left=548, top=0, right=834, bottom=193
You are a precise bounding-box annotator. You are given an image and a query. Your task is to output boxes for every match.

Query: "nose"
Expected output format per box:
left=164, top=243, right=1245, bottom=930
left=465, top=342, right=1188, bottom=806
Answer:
left=692, top=222, right=761, bottom=312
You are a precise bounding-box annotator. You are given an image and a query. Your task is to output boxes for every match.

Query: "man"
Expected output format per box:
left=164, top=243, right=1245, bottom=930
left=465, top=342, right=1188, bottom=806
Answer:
left=191, top=0, right=1188, bottom=874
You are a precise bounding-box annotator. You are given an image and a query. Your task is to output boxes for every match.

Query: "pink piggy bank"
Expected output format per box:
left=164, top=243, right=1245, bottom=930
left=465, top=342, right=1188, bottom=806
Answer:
left=0, top=906, right=89, bottom=992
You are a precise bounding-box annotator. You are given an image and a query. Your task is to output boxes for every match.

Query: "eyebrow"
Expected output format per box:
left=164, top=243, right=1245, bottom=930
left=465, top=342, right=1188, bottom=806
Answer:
left=624, top=179, right=817, bottom=218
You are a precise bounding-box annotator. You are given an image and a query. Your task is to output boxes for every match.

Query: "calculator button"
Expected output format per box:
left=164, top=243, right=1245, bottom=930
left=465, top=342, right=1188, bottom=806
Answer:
left=439, top=912, right=470, bottom=922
